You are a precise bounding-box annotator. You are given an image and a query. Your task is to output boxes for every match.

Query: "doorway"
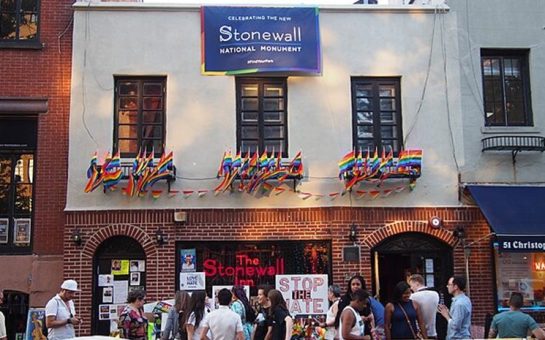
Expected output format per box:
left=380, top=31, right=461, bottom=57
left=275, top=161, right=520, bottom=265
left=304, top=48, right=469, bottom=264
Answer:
left=92, top=236, right=146, bottom=335
left=372, top=232, right=453, bottom=304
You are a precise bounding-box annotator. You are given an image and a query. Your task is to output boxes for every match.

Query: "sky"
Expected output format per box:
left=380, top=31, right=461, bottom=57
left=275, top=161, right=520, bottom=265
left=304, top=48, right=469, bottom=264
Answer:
left=144, top=0, right=358, bottom=4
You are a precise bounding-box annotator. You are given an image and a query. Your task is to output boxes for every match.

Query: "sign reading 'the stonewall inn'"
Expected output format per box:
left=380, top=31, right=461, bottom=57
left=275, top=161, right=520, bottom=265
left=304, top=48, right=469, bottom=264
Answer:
left=201, top=7, right=321, bottom=75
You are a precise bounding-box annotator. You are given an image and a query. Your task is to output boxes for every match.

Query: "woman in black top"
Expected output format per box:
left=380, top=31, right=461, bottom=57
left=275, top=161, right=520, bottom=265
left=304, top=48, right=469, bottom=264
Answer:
left=267, top=289, right=293, bottom=340
left=252, top=286, right=272, bottom=340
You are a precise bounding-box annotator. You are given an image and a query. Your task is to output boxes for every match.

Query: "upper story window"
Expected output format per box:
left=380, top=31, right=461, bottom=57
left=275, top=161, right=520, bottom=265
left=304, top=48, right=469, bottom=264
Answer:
left=481, top=49, right=532, bottom=127
left=351, top=77, right=403, bottom=156
left=113, top=77, right=166, bottom=158
left=0, top=0, right=40, bottom=47
left=236, top=78, right=288, bottom=157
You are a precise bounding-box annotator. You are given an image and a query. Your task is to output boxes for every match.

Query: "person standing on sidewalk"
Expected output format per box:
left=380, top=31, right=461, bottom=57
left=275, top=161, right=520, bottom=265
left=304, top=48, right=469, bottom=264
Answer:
left=200, top=288, right=244, bottom=340
left=409, top=274, right=439, bottom=339
left=438, top=276, right=471, bottom=340
left=45, top=279, right=82, bottom=340
left=489, top=292, right=545, bottom=339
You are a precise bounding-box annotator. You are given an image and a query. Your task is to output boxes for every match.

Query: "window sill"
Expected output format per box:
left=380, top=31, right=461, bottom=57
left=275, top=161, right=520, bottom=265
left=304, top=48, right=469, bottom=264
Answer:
left=481, top=126, right=541, bottom=135
left=0, top=40, right=44, bottom=50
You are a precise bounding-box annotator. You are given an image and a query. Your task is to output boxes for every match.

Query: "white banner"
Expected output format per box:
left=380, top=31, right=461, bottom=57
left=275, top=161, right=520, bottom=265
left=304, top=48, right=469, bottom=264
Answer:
left=275, top=274, right=328, bottom=316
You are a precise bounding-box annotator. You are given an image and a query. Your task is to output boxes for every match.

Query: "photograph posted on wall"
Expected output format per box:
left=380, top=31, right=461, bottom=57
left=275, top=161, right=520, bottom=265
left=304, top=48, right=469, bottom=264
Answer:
left=14, top=218, right=31, bottom=244
left=180, top=249, right=196, bottom=272
left=0, top=218, right=8, bottom=244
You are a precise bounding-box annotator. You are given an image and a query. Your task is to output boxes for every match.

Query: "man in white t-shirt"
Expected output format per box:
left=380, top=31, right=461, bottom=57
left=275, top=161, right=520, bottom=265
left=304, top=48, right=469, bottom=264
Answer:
left=200, top=288, right=243, bottom=340
left=409, top=274, right=439, bottom=339
left=45, top=280, right=82, bottom=340
left=0, top=290, right=7, bottom=340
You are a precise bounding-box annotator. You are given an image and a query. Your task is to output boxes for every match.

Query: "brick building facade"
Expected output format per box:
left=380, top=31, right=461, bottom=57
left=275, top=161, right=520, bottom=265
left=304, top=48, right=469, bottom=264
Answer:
left=0, top=0, right=73, bottom=338
left=65, top=207, right=495, bottom=336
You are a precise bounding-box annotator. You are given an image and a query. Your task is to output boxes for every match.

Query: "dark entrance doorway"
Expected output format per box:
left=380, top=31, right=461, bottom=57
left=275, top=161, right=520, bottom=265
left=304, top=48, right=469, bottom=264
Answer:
left=372, top=232, right=453, bottom=340
left=92, top=236, right=146, bottom=336
left=372, top=232, right=453, bottom=303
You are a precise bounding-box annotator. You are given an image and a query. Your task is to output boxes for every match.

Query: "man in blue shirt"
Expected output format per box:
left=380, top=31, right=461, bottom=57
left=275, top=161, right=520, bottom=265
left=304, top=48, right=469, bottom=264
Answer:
left=438, top=276, right=472, bottom=340
left=489, top=292, right=545, bottom=339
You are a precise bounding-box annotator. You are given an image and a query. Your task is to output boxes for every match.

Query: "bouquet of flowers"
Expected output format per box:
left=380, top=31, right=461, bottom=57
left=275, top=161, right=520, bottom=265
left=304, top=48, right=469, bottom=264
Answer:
left=291, top=318, right=326, bottom=340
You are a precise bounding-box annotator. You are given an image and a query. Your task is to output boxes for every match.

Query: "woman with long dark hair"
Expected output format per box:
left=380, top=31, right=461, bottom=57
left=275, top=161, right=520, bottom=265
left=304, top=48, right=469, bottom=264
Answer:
left=267, top=289, right=293, bottom=340
left=231, top=286, right=254, bottom=340
left=384, top=281, right=427, bottom=340
left=162, top=290, right=190, bottom=340
left=185, top=291, right=209, bottom=340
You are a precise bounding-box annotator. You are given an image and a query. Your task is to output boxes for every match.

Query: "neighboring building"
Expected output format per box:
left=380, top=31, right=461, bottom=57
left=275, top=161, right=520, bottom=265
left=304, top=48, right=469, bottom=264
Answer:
left=0, top=0, right=73, bottom=338
left=64, top=0, right=543, bottom=337
left=450, top=0, right=545, bottom=323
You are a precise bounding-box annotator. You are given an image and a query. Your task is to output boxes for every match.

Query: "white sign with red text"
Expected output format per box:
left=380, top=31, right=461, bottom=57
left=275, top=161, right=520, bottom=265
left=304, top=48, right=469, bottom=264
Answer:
left=275, top=274, right=328, bottom=316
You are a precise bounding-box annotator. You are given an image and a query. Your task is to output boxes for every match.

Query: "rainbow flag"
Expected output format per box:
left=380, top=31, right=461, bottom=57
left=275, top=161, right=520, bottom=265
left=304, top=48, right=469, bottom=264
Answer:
left=105, top=151, right=121, bottom=171
left=289, top=151, right=303, bottom=176
left=338, top=150, right=355, bottom=178
left=87, top=152, right=98, bottom=179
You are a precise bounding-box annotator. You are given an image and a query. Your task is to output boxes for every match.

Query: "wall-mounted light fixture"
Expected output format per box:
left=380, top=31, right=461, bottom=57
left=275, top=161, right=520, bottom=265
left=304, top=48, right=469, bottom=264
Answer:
left=72, top=228, right=82, bottom=246
left=349, top=224, right=358, bottom=242
left=429, top=216, right=443, bottom=229
left=155, top=229, right=167, bottom=246
left=453, top=226, right=466, bottom=241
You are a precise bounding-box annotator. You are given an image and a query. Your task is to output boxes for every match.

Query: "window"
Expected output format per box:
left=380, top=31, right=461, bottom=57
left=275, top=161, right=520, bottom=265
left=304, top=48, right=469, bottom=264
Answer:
left=495, top=250, right=545, bottom=311
left=176, top=240, right=331, bottom=296
left=0, top=0, right=40, bottom=47
left=114, top=77, right=166, bottom=158
left=351, top=77, right=403, bottom=155
left=481, top=49, right=532, bottom=126
left=236, top=78, right=288, bottom=157
left=0, top=117, right=35, bottom=254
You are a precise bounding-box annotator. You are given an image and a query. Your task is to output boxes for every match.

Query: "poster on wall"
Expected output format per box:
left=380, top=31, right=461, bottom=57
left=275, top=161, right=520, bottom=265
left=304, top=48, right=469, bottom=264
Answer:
left=113, top=280, right=129, bottom=304
left=99, top=304, right=111, bottom=320
left=212, top=285, right=250, bottom=309
left=112, top=259, right=130, bottom=275
left=25, top=308, right=46, bottom=340
left=0, top=218, right=8, bottom=244
left=180, top=272, right=206, bottom=290
left=130, top=272, right=141, bottom=286
left=99, top=274, right=114, bottom=287
left=181, top=249, right=196, bottom=272
left=103, top=287, right=113, bottom=303
left=14, top=218, right=31, bottom=244
left=275, top=274, right=328, bottom=316
left=130, top=260, right=145, bottom=272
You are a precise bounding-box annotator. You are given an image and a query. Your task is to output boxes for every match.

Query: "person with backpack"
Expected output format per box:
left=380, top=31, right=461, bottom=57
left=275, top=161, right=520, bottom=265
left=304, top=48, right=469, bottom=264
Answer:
left=231, top=286, right=255, bottom=340
left=162, top=291, right=190, bottom=340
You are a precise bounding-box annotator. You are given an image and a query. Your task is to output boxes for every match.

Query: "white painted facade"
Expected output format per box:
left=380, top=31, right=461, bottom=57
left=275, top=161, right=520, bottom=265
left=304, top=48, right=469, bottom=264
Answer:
left=449, top=0, right=545, bottom=184
left=66, top=1, right=501, bottom=211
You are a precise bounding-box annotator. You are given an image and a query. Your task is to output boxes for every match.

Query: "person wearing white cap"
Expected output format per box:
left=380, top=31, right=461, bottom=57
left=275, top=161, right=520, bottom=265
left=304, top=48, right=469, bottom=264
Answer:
left=45, top=279, right=82, bottom=339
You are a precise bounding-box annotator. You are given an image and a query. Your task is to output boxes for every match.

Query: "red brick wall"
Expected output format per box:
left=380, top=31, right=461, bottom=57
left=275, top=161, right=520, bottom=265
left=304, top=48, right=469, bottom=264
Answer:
left=65, top=206, right=496, bottom=335
left=0, top=0, right=73, bottom=255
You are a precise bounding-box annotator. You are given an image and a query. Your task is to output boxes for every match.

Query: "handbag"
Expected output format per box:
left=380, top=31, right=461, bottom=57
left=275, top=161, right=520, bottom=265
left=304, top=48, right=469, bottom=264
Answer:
left=397, top=303, right=424, bottom=340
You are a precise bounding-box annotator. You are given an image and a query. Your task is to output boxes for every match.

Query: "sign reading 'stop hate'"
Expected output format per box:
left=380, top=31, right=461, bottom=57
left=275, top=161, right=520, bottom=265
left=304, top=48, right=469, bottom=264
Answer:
left=201, top=6, right=321, bottom=75
left=275, top=274, right=327, bottom=315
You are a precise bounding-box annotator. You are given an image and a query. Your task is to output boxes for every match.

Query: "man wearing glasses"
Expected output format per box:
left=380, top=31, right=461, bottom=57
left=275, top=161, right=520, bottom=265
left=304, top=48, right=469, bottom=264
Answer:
left=437, top=277, right=472, bottom=340
left=45, top=280, right=82, bottom=339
